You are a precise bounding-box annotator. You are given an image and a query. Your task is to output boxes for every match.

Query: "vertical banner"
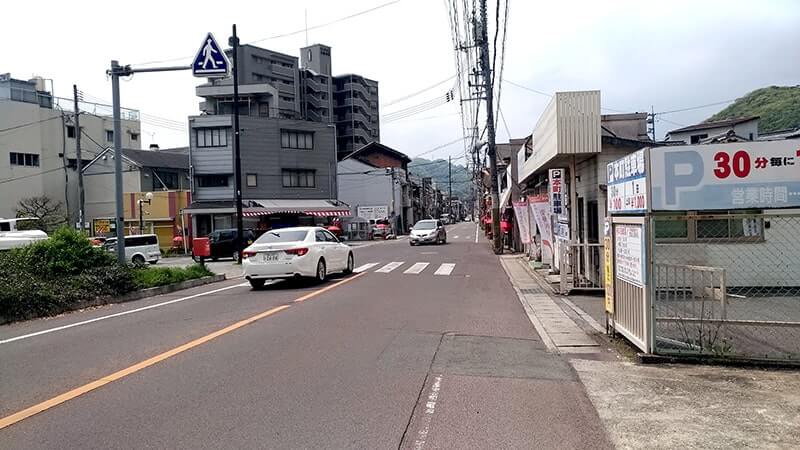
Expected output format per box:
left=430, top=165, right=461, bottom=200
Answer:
left=529, top=195, right=553, bottom=267
left=603, top=218, right=614, bottom=314
left=512, top=200, right=532, bottom=244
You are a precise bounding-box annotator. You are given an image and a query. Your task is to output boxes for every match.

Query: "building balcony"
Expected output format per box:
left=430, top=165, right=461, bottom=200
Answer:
left=271, top=64, right=295, bottom=79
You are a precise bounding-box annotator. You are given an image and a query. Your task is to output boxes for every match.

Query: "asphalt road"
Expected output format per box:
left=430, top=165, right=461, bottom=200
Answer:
left=0, top=222, right=610, bottom=449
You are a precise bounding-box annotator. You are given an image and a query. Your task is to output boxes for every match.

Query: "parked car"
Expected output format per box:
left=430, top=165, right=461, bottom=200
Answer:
left=104, top=234, right=160, bottom=265
left=409, top=219, right=447, bottom=246
left=440, top=214, right=452, bottom=225
left=372, top=219, right=391, bottom=239
left=242, top=226, right=354, bottom=289
left=194, top=228, right=255, bottom=262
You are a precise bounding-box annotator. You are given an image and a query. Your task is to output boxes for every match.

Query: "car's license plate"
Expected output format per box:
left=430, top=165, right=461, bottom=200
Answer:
left=262, top=252, right=279, bottom=262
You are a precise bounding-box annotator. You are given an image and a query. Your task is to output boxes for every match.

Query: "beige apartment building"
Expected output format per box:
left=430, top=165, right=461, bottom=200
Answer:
left=0, top=74, right=140, bottom=224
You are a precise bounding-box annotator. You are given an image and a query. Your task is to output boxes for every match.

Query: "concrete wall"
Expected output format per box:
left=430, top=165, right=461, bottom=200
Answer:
left=337, top=159, right=393, bottom=217
left=82, top=156, right=142, bottom=221
left=0, top=98, right=139, bottom=221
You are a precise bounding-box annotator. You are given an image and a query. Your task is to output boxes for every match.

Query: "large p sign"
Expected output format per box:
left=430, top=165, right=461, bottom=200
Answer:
left=663, top=150, right=704, bottom=206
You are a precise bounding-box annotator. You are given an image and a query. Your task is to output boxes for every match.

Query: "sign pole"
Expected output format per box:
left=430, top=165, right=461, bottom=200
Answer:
left=230, top=25, right=244, bottom=264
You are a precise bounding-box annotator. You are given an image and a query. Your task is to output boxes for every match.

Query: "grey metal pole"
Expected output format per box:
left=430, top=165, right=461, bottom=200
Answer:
left=479, top=0, right=502, bottom=254
left=230, top=25, right=244, bottom=263
left=448, top=155, right=452, bottom=218
left=73, top=84, right=85, bottom=233
left=110, top=60, right=126, bottom=263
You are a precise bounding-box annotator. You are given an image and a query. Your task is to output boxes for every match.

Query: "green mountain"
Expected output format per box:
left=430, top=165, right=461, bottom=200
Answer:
left=407, top=157, right=472, bottom=199
left=709, top=85, right=800, bottom=133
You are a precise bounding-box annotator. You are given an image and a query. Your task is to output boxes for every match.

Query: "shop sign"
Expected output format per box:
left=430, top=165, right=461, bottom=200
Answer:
left=649, top=140, right=800, bottom=210
left=608, top=149, right=647, bottom=213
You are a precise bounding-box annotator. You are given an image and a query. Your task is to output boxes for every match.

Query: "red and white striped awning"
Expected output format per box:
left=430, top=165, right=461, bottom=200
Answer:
left=241, top=209, right=349, bottom=217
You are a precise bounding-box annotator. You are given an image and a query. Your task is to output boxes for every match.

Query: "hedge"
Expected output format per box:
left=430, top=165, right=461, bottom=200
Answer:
left=0, top=228, right=212, bottom=323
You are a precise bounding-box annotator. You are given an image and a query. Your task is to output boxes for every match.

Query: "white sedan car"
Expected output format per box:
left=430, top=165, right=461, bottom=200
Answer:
left=242, top=227, right=354, bottom=289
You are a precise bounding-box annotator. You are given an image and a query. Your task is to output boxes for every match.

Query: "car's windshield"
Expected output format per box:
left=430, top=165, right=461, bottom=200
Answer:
left=414, top=221, right=436, bottom=230
left=255, top=230, right=308, bottom=243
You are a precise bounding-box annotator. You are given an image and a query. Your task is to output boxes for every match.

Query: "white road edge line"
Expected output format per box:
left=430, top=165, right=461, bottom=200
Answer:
left=0, top=282, right=250, bottom=345
left=412, top=374, right=443, bottom=450
left=474, top=223, right=479, bottom=243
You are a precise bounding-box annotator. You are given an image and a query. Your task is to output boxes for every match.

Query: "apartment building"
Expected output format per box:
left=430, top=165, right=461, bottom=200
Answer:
left=0, top=73, right=140, bottom=223
left=299, top=44, right=334, bottom=124
left=196, top=45, right=301, bottom=119
left=333, top=74, right=380, bottom=157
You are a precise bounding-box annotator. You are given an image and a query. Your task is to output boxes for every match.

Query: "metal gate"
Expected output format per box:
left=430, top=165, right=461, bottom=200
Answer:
left=609, top=216, right=652, bottom=352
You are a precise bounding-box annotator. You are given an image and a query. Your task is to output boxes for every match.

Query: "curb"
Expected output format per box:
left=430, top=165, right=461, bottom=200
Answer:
left=1, top=274, right=226, bottom=325
left=637, top=352, right=800, bottom=369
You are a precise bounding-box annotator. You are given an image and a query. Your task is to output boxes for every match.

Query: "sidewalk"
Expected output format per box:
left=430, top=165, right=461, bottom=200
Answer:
left=501, top=254, right=800, bottom=449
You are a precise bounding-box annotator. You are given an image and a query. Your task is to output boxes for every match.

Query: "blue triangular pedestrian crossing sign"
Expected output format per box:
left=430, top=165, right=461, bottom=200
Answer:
left=192, top=32, right=230, bottom=77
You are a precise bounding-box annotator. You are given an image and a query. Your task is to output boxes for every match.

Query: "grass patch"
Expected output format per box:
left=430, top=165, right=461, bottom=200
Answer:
left=133, top=264, right=214, bottom=289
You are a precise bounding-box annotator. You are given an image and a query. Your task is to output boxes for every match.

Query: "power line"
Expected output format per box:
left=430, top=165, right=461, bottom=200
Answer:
left=412, top=136, right=469, bottom=158
left=0, top=116, right=63, bottom=135
left=656, top=98, right=738, bottom=116
left=133, top=0, right=404, bottom=66
left=382, top=75, right=456, bottom=107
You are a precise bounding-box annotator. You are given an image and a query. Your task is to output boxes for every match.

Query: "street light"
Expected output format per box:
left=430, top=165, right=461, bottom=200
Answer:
left=138, top=192, right=153, bottom=233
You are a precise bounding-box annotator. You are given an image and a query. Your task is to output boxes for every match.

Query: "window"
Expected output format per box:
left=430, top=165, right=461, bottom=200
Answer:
left=246, top=173, right=257, bottom=187
left=322, top=230, right=339, bottom=242
left=105, top=130, right=114, bottom=142
left=125, top=235, right=158, bottom=247
left=255, top=230, right=309, bottom=243
left=654, top=211, right=763, bottom=242
left=153, top=170, right=179, bottom=190
left=66, top=125, right=76, bottom=138
left=195, top=127, right=231, bottom=148
left=315, top=230, right=328, bottom=242
left=9, top=152, right=40, bottom=167
left=689, top=133, right=708, bottom=144
left=282, top=169, right=315, bottom=188
left=280, top=130, right=314, bottom=150
left=130, top=132, right=139, bottom=141
left=196, top=174, right=230, bottom=187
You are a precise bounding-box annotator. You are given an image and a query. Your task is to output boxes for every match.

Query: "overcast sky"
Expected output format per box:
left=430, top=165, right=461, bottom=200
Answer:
left=4, top=0, right=798, bottom=163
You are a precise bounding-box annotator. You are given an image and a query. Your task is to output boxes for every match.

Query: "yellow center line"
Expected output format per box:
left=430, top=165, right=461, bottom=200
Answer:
left=0, top=273, right=366, bottom=431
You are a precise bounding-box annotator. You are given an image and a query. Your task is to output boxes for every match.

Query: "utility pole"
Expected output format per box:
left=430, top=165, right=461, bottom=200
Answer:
left=73, top=85, right=85, bottom=233
left=390, top=167, right=397, bottom=234
left=230, top=25, right=244, bottom=263
left=110, top=61, right=126, bottom=263
left=448, top=155, right=452, bottom=218
left=478, top=0, right=502, bottom=254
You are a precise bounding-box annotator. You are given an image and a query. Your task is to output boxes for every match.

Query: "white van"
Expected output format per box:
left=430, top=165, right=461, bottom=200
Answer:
left=104, top=234, right=160, bottom=265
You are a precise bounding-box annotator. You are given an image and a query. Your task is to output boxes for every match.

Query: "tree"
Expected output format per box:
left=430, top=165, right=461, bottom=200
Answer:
left=15, top=196, right=68, bottom=233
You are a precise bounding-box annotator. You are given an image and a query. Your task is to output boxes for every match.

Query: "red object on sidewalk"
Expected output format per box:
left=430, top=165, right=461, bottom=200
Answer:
left=192, top=237, right=210, bottom=257
left=500, top=220, right=511, bottom=234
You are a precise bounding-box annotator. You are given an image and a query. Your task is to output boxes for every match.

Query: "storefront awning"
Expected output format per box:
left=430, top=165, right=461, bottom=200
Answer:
left=183, top=199, right=350, bottom=217
left=241, top=209, right=349, bottom=217
left=499, top=188, right=512, bottom=209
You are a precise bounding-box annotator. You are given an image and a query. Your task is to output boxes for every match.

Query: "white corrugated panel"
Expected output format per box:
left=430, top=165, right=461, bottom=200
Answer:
left=519, top=91, right=601, bottom=182
left=556, top=91, right=601, bottom=155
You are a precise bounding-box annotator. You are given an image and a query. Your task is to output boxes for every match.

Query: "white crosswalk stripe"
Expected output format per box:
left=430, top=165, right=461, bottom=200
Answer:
left=375, top=261, right=404, bottom=273
left=434, top=263, right=456, bottom=275
left=453, top=235, right=460, bottom=239
left=353, top=262, right=379, bottom=273
left=403, top=262, right=429, bottom=274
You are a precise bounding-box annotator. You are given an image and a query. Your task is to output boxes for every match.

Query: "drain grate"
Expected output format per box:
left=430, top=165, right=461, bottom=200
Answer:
left=519, top=287, right=543, bottom=294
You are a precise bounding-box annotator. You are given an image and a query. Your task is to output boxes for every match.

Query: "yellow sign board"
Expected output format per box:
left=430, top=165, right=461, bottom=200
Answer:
left=604, top=235, right=614, bottom=314
left=94, top=219, right=111, bottom=235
